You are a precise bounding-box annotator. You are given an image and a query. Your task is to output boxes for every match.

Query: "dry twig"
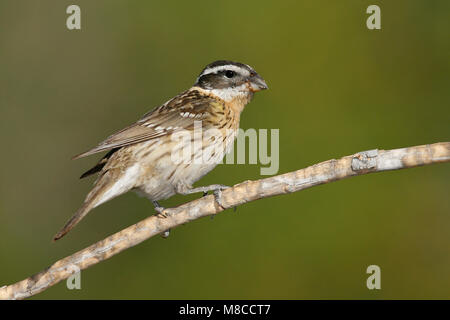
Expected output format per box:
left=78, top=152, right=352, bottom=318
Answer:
left=1, top=142, right=449, bottom=299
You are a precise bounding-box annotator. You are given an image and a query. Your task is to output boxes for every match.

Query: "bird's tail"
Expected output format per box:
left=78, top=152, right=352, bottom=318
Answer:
left=53, top=200, right=97, bottom=241
left=53, top=171, right=117, bottom=241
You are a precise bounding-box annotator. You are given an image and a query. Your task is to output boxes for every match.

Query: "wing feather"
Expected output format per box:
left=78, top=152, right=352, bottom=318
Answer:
left=73, top=89, right=220, bottom=160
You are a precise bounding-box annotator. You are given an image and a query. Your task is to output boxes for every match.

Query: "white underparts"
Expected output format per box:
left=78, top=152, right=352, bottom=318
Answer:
left=95, top=164, right=141, bottom=207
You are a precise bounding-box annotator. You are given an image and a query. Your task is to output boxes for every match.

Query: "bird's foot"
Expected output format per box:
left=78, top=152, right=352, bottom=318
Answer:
left=212, top=187, right=229, bottom=209
left=212, top=187, right=237, bottom=212
left=152, top=201, right=168, bottom=218
left=176, top=183, right=230, bottom=196
left=152, top=200, right=171, bottom=238
left=161, top=230, right=170, bottom=238
left=176, top=183, right=236, bottom=211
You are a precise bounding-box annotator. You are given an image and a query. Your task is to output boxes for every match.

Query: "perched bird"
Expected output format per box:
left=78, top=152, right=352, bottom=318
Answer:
left=53, top=60, right=268, bottom=241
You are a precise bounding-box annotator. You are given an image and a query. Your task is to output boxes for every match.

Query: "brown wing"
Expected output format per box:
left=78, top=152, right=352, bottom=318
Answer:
left=73, top=89, right=221, bottom=160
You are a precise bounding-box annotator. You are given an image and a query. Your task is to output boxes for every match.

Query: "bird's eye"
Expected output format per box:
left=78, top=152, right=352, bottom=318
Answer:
left=225, top=70, right=236, bottom=78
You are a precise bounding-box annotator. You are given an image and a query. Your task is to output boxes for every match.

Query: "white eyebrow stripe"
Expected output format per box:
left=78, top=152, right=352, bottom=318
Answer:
left=199, top=65, right=251, bottom=77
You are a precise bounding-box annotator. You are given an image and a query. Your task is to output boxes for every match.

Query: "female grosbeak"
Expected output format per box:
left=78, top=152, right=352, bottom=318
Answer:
left=54, top=60, right=268, bottom=240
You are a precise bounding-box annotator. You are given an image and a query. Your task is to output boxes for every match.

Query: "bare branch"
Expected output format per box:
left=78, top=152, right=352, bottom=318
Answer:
left=1, top=142, right=449, bottom=299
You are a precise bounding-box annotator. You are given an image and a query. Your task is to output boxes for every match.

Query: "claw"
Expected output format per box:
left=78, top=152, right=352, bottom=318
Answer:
left=213, top=188, right=227, bottom=209
left=151, top=201, right=172, bottom=238
left=161, top=229, right=170, bottom=238
left=153, top=201, right=165, bottom=216
left=156, top=211, right=167, bottom=219
left=152, top=200, right=170, bottom=218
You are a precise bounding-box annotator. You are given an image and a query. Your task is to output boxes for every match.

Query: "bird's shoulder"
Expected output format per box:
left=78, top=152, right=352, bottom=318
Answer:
left=139, top=88, right=226, bottom=122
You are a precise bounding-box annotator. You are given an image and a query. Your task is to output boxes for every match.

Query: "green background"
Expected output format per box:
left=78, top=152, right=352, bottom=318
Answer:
left=0, top=0, right=449, bottom=299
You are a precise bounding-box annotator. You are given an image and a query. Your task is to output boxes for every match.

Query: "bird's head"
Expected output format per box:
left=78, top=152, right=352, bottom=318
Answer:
left=194, top=60, right=268, bottom=104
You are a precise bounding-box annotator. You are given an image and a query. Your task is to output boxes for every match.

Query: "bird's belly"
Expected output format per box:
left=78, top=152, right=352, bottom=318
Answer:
left=134, top=129, right=237, bottom=201
left=135, top=161, right=218, bottom=201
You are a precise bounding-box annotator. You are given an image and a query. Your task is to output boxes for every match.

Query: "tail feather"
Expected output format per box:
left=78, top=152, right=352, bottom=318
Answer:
left=53, top=171, right=118, bottom=241
left=53, top=201, right=96, bottom=241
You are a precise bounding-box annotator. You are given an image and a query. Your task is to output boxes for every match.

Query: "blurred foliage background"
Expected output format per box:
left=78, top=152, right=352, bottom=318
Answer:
left=0, top=0, right=449, bottom=299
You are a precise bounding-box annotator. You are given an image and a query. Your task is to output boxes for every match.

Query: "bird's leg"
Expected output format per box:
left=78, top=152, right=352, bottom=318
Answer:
left=152, top=200, right=166, bottom=216
left=152, top=200, right=170, bottom=237
left=176, top=183, right=230, bottom=195
left=176, top=182, right=229, bottom=209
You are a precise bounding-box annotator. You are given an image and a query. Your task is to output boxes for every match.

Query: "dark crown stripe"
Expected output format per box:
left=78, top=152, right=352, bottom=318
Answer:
left=199, top=60, right=253, bottom=76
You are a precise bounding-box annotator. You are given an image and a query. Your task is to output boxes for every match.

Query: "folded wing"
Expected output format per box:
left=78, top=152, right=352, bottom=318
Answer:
left=73, top=89, right=219, bottom=160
